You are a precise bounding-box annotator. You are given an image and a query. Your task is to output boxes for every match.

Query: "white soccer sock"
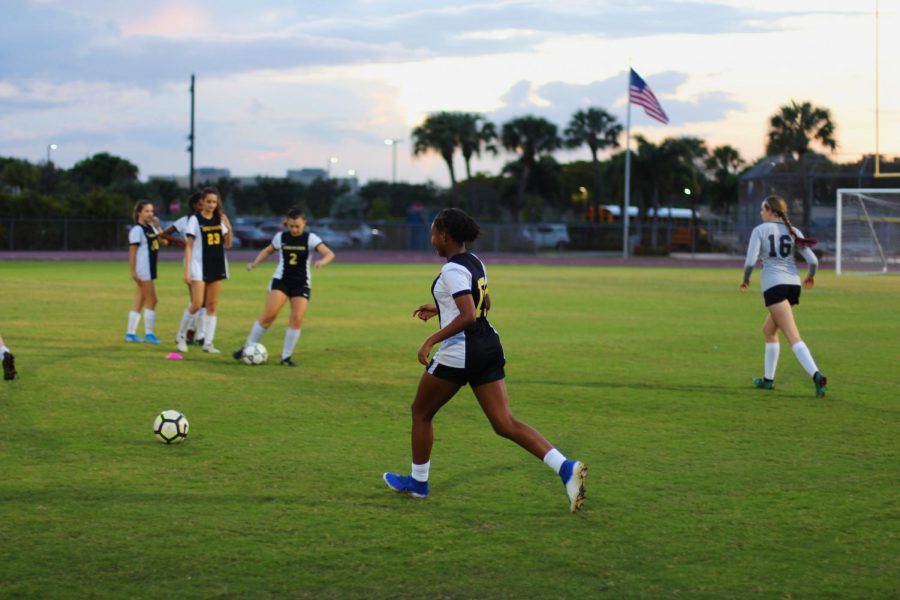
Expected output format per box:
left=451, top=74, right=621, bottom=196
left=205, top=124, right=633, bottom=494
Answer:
left=0, top=345, right=9, bottom=355
left=247, top=321, right=268, bottom=345
left=282, top=328, right=301, bottom=360
left=143, top=309, right=156, bottom=335
left=127, top=310, right=141, bottom=335
left=542, top=448, right=567, bottom=474
left=177, top=308, right=194, bottom=338
left=764, top=342, right=780, bottom=380
left=792, top=341, right=819, bottom=376
left=203, top=315, right=218, bottom=346
left=194, top=307, right=207, bottom=339
left=411, top=461, right=430, bottom=483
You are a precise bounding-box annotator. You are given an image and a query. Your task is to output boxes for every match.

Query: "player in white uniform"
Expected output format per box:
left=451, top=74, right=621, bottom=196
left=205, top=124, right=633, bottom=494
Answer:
left=232, top=208, right=335, bottom=366
left=741, top=195, right=827, bottom=397
left=174, top=188, right=232, bottom=354
left=161, top=192, right=207, bottom=344
left=124, top=201, right=162, bottom=344
left=1, top=334, right=15, bottom=381
left=383, top=208, right=587, bottom=513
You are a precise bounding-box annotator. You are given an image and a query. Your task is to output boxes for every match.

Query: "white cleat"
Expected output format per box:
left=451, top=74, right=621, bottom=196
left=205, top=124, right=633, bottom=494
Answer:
left=175, top=336, right=188, bottom=353
left=202, top=345, right=221, bottom=354
left=560, top=460, right=587, bottom=513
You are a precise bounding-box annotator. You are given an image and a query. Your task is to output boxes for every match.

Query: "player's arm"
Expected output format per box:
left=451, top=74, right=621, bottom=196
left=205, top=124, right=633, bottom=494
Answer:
left=247, top=245, right=275, bottom=271
left=183, top=235, right=194, bottom=285
left=413, top=304, right=438, bottom=321
left=160, top=224, right=185, bottom=247
left=314, top=243, right=335, bottom=269
left=128, top=244, right=139, bottom=282
left=417, top=293, right=476, bottom=366
left=799, top=245, right=818, bottom=288
left=740, top=232, right=761, bottom=292
left=221, top=214, right=233, bottom=249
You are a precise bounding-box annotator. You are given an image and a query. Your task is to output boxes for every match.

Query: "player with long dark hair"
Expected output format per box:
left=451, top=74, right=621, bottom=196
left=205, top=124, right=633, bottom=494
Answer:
left=124, top=200, right=162, bottom=344
left=233, top=208, right=335, bottom=366
left=740, top=195, right=828, bottom=397
left=383, top=208, right=587, bottom=512
left=174, top=187, right=232, bottom=354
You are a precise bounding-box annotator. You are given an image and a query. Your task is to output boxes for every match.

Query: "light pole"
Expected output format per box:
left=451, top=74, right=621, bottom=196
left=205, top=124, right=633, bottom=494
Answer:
left=684, top=187, right=695, bottom=257
left=46, top=143, right=58, bottom=165
left=384, top=138, right=402, bottom=184
left=326, top=156, right=338, bottom=178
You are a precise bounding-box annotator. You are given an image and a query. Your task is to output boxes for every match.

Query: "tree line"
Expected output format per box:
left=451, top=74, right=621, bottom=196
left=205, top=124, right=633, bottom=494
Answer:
left=0, top=99, right=838, bottom=225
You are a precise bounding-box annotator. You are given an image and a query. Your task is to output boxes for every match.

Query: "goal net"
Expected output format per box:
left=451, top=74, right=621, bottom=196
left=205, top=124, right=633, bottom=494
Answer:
left=835, top=188, right=900, bottom=275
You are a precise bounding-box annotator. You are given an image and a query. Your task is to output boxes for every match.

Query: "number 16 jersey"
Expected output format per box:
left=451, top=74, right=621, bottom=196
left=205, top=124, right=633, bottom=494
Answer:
left=744, top=222, right=817, bottom=292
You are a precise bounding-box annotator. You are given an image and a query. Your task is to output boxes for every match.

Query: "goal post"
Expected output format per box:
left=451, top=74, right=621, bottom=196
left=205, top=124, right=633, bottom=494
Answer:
left=835, top=188, right=900, bottom=275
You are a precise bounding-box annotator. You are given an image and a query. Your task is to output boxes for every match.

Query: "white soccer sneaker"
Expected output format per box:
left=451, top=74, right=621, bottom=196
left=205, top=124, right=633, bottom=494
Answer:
left=175, top=335, right=188, bottom=353
left=559, top=460, right=587, bottom=513
left=202, top=345, right=221, bottom=354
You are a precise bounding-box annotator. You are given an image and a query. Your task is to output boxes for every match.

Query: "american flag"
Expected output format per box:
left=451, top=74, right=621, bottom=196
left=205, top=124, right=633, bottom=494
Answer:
left=629, top=69, right=669, bottom=125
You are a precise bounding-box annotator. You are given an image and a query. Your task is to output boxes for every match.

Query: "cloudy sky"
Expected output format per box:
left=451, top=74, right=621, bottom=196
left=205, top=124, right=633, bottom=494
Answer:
left=1, top=0, right=896, bottom=186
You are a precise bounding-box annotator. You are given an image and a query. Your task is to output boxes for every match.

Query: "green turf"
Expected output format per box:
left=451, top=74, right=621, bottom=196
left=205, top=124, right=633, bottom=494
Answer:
left=0, top=260, right=897, bottom=599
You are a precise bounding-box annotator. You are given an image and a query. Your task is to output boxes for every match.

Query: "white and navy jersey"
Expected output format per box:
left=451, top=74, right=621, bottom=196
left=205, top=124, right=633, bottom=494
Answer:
left=270, top=230, right=323, bottom=287
left=185, top=213, right=230, bottom=282
left=744, top=222, right=818, bottom=291
left=431, top=252, right=500, bottom=369
left=128, top=223, right=160, bottom=281
left=172, top=214, right=194, bottom=235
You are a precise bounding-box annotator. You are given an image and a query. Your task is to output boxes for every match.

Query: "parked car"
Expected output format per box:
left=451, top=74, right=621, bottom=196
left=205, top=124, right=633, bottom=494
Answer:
left=315, top=219, right=384, bottom=248
left=232, top=224, right=271, bottom=248
left=519, top=224, right=571, bottom=250
left=311, top=225, right=353, bottom=248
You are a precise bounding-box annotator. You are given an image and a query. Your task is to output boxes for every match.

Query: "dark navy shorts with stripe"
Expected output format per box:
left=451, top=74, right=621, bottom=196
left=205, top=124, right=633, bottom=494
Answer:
left=763, top=284, right=801, bottom=307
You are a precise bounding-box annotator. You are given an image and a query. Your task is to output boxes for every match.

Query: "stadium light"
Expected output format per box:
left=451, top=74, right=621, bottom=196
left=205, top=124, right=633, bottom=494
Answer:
left=384, top=138, right=403, bottom=184
left=46, top=143, right=58, bottom=164
left=327, top=156, right=338, bottom=178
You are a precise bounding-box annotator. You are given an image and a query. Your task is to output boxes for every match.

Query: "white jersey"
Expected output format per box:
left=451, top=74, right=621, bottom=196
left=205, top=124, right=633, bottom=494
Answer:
left=173, top=214, right=192, bottom=234
left=744, top=221, right=817, bottom=291
left=431, top=252, right=497, bottom=369
left=128, top=223, right=160, bottom=281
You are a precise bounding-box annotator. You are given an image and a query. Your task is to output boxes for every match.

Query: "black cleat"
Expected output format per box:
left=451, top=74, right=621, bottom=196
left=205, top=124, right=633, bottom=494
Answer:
left=185, top=329, right=195, bottom=344
left=194, top=338, right=205, bottom=347
left=3, top=351, right=16, bottom=381
left=813, top=372, right=828, bottom=398
left=280, top=357, right=297, bottom=367
left=232, top=347, right=244, bottom=361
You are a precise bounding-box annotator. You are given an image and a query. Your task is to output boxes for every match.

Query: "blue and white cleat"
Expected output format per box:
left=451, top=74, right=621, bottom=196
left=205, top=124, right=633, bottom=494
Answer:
left=383, top=472, right=429, bottom=498
left=144, top=333, right=161, bottom=345
left=124, top=334, right=143, bottom=343
left=559, top=460, right=586, bottom=513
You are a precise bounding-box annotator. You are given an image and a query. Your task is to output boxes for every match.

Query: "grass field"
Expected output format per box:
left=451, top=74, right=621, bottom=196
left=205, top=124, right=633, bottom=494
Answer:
left=0, top=259, right=898, bottom=599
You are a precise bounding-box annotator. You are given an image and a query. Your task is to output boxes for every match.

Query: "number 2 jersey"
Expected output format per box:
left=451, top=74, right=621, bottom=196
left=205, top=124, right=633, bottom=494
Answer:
left=185, top=213, right=230, bottom=282
left=431, top=252, right=503, bottom=369
left=128, top=223, right=160, bottom=281
left=744, top=222, right=817, bottom=292
left=269, top=230, right=323, bottom=287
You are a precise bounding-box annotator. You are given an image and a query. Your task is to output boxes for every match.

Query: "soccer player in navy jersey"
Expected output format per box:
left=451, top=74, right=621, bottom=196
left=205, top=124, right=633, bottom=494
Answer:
left=124, top=200, right=162, bottom=344
left=383, top=208, right=587, bottom=512
left=233, top=208, right=335, bottom=366
left=174, top=188, right=233, bottom=354
left=741, top=195, right=827, bottom=397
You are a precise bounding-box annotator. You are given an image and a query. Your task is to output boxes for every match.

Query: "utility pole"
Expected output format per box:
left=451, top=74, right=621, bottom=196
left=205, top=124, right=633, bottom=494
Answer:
left=188, top=74, right=195, bottom=191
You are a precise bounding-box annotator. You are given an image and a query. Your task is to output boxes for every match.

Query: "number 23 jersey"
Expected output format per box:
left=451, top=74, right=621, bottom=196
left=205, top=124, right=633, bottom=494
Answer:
left=744, top=222, right=817, bottom=291
left=185, top=214, right=230, bottom=282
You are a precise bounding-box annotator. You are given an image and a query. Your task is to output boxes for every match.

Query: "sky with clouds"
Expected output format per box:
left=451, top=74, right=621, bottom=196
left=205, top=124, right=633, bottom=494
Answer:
left=1, top=0, right=896, bottom=186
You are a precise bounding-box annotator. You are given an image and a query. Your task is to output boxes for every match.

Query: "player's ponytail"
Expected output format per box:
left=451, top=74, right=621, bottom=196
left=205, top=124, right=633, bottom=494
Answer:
left=763, top=195, right=817, bottom=248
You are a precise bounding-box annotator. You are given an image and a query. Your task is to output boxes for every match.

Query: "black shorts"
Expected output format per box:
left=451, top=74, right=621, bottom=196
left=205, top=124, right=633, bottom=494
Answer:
left=764, top=284, right=801, bottom=307
left=426, top=350, right=506, bottom=389
left=270, top=278, right=311, bottom=299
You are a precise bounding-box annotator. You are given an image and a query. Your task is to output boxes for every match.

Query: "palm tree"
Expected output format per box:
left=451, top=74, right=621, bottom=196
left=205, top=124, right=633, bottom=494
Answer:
left=766, top=100, right=837, bottom=228
left=411, top=112, right=461, bottom=187
left=500, top=116, right=561, bottom=221
left=457, top=113, right=498, bottom=180
left=766, top=100, right=837, bottom=159
left=563, top=108, right=622, bottom=222
left=704, top=145, right=745, bottom=218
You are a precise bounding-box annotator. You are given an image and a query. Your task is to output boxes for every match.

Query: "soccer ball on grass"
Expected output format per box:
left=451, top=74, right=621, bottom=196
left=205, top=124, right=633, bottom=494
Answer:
left=242, top=342, right=268, bottom=365
left=153, top=409, right=189, bottom=444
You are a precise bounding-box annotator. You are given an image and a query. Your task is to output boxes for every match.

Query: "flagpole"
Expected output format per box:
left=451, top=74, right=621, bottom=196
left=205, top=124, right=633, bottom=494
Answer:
left=623, top=71, right=633, bottom=258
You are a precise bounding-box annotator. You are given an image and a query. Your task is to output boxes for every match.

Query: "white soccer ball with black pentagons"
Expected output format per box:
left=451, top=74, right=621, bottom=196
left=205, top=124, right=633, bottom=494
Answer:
left=242, top=342, right=268, bottom=365
left=153, top=409, right=189, bottom=444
